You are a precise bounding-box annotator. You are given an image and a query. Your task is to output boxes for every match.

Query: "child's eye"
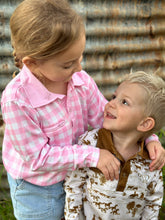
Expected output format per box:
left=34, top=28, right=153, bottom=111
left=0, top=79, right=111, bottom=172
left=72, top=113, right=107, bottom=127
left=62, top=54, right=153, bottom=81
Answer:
left=111, top=94, right=116, bottom=100
left=122, top=99, right=128, bottom=105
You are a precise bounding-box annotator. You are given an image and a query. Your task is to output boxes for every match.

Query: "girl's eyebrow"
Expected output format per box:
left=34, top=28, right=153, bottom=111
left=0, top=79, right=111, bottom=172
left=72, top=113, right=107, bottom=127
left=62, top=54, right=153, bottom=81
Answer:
left=64, top=57, right=79, bottom=64
left=64, top=55, right=83, bottom=64
left=63, top=60, right=74, bottom=65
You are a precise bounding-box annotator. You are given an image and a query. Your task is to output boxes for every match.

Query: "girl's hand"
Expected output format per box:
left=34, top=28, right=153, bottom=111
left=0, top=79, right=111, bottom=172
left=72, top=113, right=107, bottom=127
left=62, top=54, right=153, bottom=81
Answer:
left=97, top=149, right=120, bottom=180
left=146, top=141, right=165, bottom=171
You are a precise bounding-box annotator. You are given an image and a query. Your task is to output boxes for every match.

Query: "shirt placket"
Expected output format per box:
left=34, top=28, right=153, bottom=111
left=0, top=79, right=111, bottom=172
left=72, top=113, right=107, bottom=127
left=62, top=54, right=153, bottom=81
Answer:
left=66, top=84, right=76, bottom=144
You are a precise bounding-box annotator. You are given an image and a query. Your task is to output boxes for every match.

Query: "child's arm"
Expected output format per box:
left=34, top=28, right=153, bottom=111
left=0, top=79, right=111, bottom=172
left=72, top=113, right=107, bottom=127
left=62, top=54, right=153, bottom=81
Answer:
left=141, top=169, right=163, bottom=219
left=64, top=168, right=87, bottom=220
left=145, top=135, right=165, bottom=171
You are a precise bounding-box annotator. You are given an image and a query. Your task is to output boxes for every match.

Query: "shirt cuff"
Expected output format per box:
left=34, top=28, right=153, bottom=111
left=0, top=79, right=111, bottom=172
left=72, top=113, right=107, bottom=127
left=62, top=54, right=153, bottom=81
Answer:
left=75, top=145, right=100, bottom=169
left=85, top=147, right=100, bottom=167
left=145, top=134, right=159, bottom=145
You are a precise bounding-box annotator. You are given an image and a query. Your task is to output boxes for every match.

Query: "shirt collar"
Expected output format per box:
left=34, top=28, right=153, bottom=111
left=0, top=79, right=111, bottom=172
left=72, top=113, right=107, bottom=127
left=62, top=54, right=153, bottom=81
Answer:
left=97, top=128, right=150, bottom=162
left=137, top=141, right=150, bottom=160
left=20, top=65, right=84, bottom=108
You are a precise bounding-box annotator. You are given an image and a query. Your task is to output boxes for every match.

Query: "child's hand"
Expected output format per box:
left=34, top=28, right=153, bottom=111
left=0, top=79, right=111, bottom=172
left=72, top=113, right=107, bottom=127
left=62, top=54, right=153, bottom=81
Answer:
left=97, top=149, right=120, bottom=181
left=146, top=141, right=165, bottom=171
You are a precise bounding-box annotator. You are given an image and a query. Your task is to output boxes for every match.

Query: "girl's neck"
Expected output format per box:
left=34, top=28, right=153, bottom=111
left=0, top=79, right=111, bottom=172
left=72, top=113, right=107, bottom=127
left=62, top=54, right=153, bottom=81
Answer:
left=45, top=81, right=68, bottom=95
left=33, top=71, right=68, bottom=95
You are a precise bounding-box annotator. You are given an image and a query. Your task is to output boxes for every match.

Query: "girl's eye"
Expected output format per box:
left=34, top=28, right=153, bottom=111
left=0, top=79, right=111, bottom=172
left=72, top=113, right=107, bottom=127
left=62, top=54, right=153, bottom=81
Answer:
left=122, top=99, right=128, bottom=105
left=64, top=65, right=72, bottom=69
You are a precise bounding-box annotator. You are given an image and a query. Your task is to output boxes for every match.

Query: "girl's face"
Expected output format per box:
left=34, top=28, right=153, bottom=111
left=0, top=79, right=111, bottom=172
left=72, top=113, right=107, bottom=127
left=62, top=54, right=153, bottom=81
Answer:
left=33, top=34, right=86, bottom=84
left=103, top=82, right=146, bottom=133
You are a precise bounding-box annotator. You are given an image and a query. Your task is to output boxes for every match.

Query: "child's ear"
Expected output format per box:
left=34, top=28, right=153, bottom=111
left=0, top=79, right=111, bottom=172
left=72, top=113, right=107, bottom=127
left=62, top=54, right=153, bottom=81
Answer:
left=137, top=117, right=155, bottom=132
left=22, top=56, right=38, bottom=72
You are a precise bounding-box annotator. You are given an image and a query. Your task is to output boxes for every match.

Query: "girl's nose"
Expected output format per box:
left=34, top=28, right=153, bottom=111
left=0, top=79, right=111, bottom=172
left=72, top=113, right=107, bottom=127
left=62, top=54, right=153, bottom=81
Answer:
left=76, top=62, right=82, bottom=72
left=75, top=56, right=83, bottom=72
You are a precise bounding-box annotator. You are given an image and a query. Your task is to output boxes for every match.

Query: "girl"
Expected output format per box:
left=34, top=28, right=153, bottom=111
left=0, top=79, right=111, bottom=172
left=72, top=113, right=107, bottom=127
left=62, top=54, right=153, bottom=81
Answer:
left=1, top=0, right=164, bottom=219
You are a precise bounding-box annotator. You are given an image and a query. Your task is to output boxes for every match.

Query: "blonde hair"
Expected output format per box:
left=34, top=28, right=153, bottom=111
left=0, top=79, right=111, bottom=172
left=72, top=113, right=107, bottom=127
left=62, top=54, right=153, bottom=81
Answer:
left=10, top=0, right=85, bottom=60
left=124, top=71, right=165, bottom=137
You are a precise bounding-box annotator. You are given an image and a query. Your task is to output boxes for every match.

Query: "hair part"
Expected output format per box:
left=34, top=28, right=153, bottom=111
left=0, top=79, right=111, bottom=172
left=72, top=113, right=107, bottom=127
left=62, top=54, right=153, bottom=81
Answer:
left=124, top=71, right=165, bottom=138
left=10, top=0, right=85, bottom=60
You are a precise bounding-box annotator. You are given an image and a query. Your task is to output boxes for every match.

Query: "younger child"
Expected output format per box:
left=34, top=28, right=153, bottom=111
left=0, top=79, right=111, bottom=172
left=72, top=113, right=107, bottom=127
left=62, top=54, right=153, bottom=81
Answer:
left=64, top=71, right=165, bottom=220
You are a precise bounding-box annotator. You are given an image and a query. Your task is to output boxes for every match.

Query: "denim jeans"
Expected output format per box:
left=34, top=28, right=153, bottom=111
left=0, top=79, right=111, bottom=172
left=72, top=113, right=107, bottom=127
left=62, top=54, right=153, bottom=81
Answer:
left=7, top=173, right=65, bottom=220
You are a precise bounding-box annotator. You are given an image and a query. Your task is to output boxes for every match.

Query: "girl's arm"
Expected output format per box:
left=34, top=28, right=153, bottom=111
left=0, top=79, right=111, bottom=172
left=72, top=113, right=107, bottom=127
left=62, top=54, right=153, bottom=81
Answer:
left=145, top=135, right=165, bottom=171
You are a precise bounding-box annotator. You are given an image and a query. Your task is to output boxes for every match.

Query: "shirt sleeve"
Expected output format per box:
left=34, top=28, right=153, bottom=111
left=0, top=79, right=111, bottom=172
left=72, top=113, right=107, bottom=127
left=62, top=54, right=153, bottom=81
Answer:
left=84, top=72, right=107, bottom=128
left=64, top=168, right=87, bottom=220
left=141, top=169, right=163, bottom=219
left=2, top=101, right=100, bottom=173
left=145, top=134, right=159, bottom=145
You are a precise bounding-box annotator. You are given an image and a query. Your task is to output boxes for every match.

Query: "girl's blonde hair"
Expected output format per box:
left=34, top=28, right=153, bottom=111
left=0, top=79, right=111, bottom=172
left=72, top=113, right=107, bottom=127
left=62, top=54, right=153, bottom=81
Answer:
left=10, top=0, right=85, bottom=60
left=124, top=71, right=165, bottom=137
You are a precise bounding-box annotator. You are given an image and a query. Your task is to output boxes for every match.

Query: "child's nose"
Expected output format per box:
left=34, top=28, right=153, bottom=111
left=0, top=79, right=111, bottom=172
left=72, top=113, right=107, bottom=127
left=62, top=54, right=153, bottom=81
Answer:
left=108, top=99, right=117, bottom=108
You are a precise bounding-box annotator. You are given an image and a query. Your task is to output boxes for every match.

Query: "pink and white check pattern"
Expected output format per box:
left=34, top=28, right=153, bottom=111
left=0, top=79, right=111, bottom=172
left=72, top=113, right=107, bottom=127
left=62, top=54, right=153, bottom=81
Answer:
left=1, top=65, right=107, bottom=186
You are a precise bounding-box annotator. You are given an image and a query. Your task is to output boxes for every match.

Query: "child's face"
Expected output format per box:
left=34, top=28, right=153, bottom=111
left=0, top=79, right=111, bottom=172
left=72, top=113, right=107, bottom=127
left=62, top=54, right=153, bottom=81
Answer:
left=32, top=34, right=86, bottom=84
left=103, top=82, right=146, bottom=133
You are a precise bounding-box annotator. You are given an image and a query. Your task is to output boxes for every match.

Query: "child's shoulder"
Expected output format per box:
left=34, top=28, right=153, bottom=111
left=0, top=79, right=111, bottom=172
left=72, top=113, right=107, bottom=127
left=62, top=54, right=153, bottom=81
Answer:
left=78, top=128, right=99, bottom=146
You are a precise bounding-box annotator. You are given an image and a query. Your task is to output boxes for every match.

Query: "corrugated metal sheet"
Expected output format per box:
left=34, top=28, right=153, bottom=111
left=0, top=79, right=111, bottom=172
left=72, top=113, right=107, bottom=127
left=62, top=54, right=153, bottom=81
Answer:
left=72, top=0, right=165, bottom=99
left=0, top=0, right=21, bottom=103
left=0, top=0, right=165, bottom=199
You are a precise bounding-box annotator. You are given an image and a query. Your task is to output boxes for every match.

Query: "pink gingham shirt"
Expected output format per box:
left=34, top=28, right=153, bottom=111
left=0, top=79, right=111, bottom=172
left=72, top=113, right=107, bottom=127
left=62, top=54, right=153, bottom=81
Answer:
left=1, top=65, right=107, bottom=186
